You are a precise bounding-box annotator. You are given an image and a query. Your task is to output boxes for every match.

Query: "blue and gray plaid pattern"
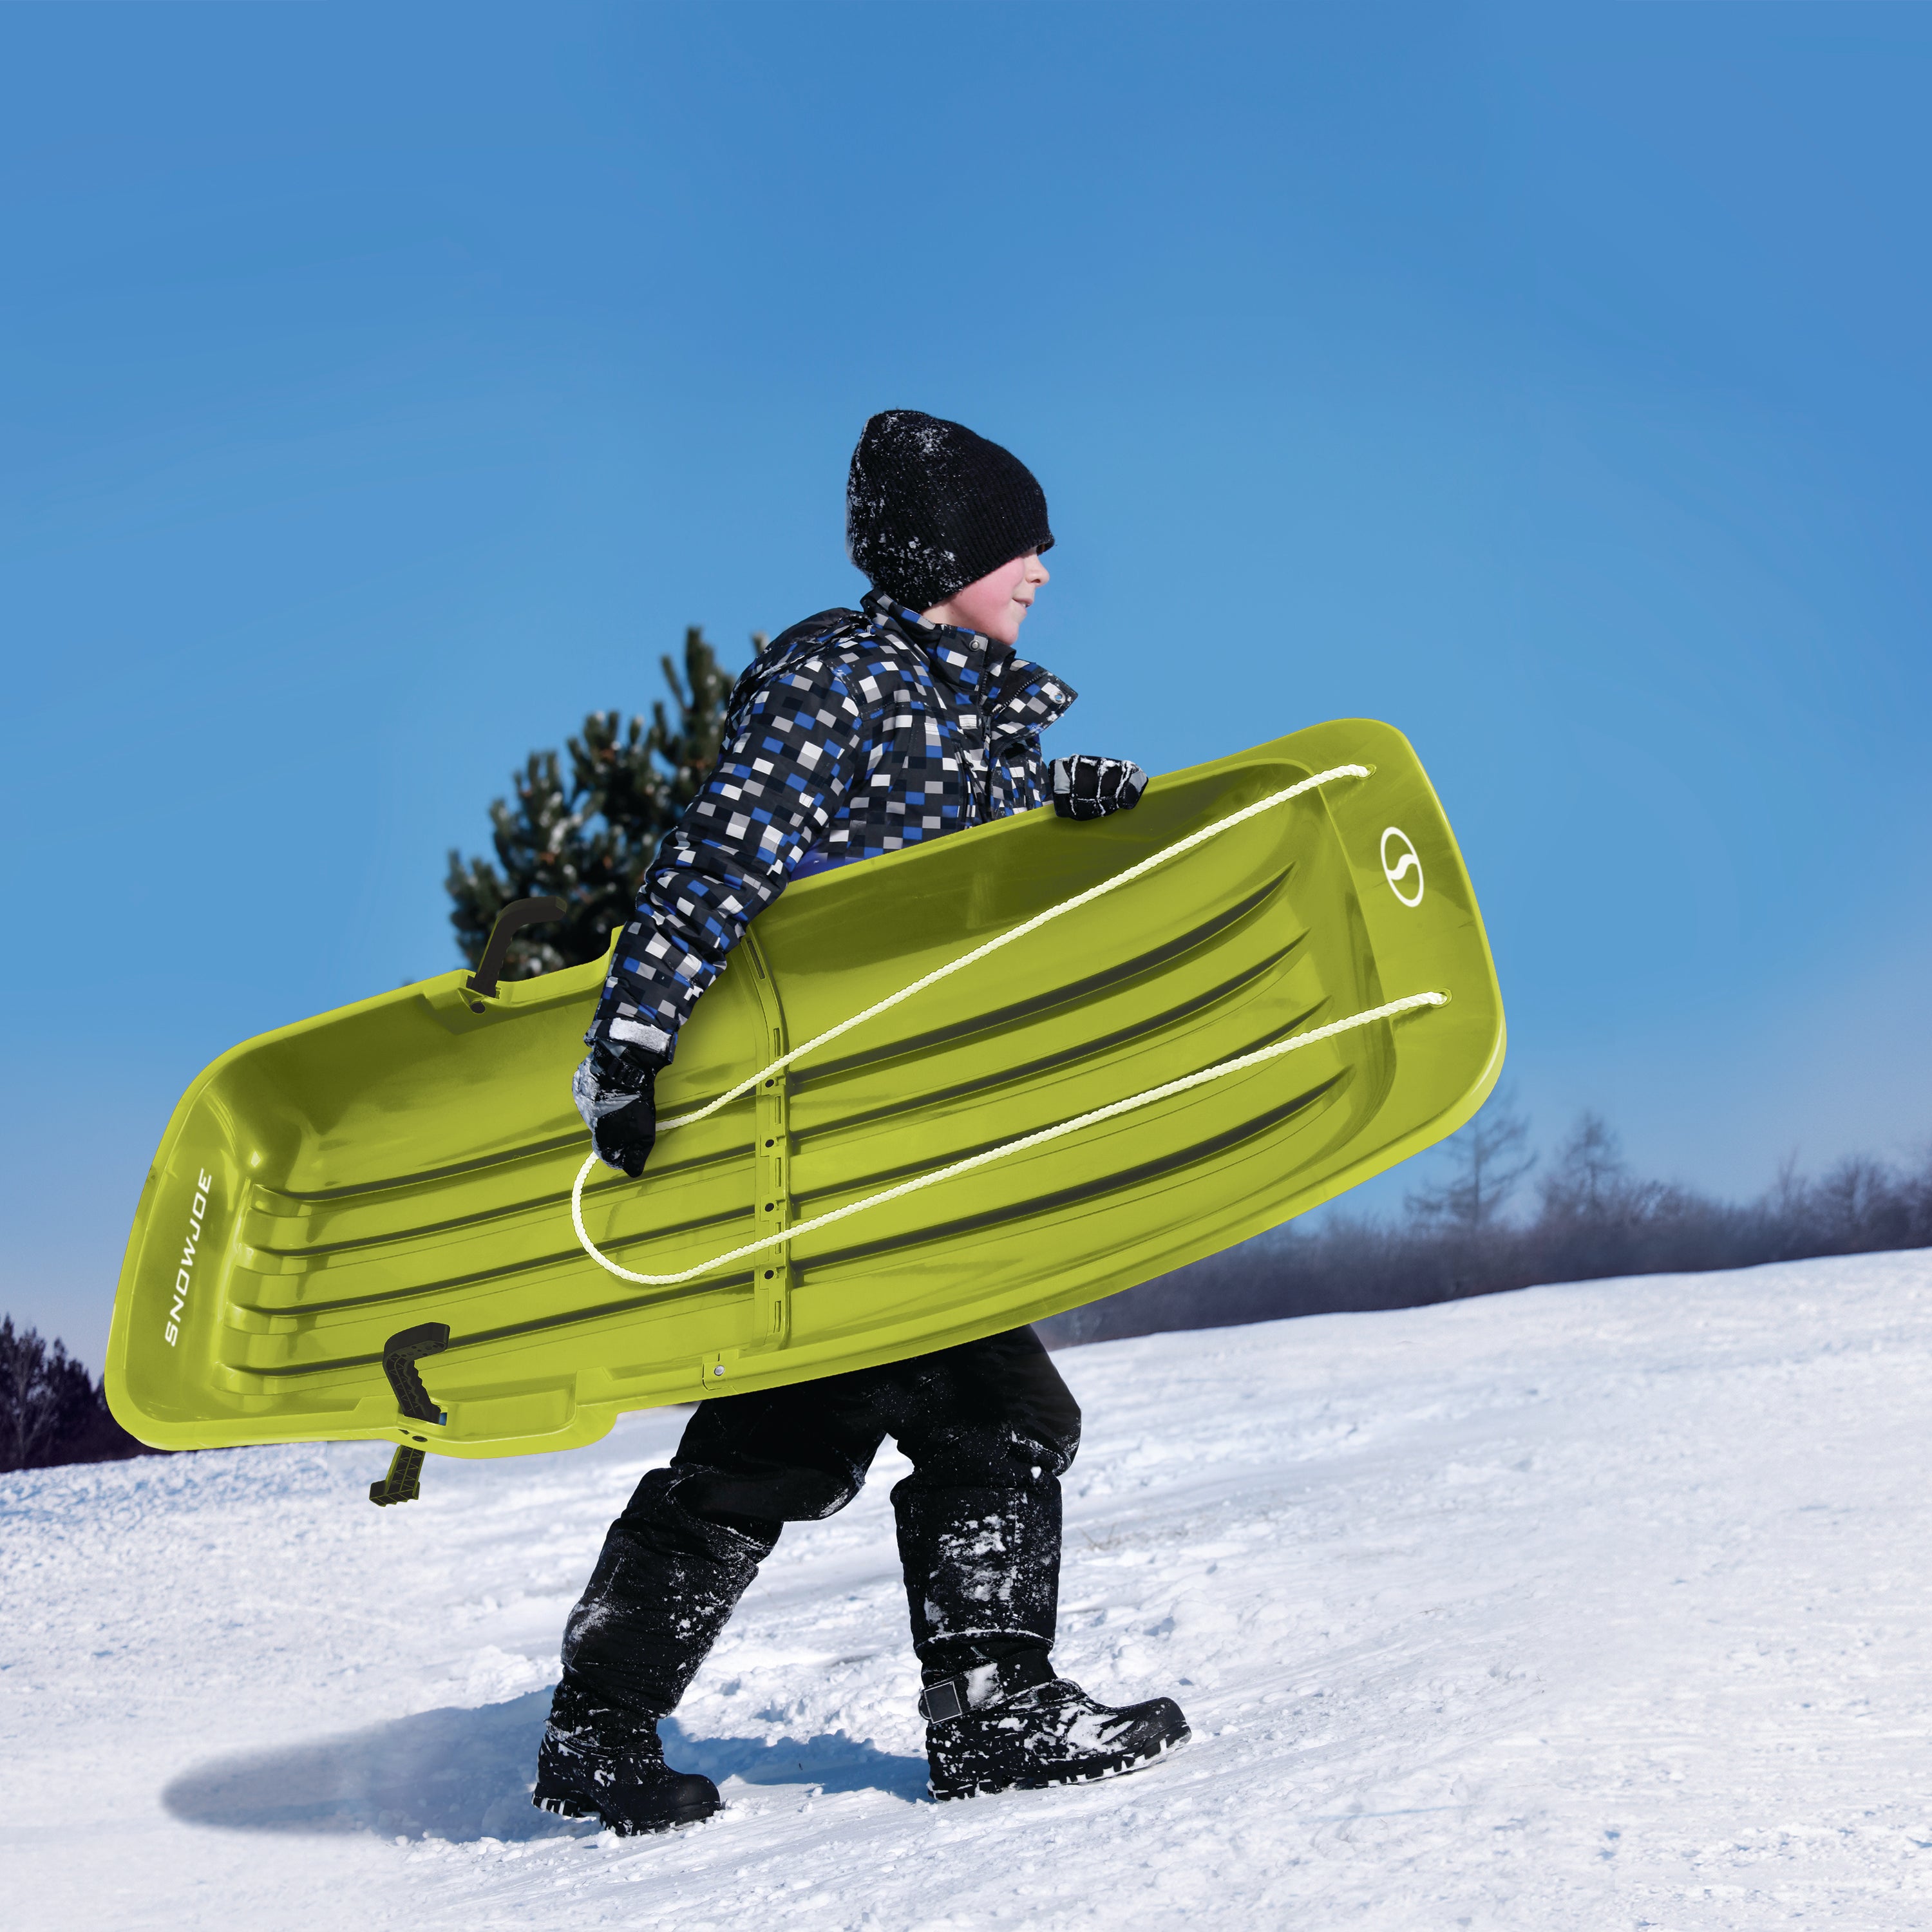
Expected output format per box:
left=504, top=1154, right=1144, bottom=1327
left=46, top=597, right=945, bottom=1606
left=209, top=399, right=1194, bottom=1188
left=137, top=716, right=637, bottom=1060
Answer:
left=590, top=591, right=1077, bottom=1058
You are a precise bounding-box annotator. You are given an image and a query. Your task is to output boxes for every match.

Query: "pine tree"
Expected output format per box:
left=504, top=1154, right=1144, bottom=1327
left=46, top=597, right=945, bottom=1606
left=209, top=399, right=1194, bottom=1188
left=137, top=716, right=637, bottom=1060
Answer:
left=445, top=627, right=757, bottom=978
left=645, top=625, right=741, bottom=823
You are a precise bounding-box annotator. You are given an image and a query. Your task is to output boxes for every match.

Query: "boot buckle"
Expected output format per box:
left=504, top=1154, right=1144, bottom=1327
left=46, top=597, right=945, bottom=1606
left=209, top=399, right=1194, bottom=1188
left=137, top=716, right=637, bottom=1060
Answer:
left=920, top=1680, right=965, bottom=1723
left=919, top=1651, right=1055, bottom=1725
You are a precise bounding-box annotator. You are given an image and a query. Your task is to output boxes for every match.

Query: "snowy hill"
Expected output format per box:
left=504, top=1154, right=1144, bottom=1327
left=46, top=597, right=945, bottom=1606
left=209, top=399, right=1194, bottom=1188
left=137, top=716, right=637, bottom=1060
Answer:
left=7, top=1253, right=1932, bottom=1931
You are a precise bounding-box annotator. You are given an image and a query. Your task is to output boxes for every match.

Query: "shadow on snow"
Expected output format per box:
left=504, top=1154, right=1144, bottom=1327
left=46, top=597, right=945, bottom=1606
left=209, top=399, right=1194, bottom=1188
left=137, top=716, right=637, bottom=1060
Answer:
left=160, top=1690, right=928, bottom=1842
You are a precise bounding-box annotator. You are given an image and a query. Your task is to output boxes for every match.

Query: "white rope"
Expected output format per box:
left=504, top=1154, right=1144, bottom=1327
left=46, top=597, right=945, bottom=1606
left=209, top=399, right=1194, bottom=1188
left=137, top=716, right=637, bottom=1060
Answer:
left=565, top=755, right=1443, bottom=1290
left=571, top=990, right=1446, bottom=1288
left=652, top=762, right=1372, bottom=1135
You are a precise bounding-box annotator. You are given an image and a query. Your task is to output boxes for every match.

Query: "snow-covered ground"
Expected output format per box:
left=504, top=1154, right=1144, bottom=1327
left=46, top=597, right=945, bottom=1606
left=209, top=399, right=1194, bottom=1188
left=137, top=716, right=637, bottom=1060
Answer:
left=6, top=1253, right=1932, bottom=1931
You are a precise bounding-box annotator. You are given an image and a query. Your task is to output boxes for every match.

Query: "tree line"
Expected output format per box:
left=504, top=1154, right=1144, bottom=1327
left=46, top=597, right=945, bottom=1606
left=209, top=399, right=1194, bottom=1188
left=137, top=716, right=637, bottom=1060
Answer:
left=0, top=1319, right=149, bottom=1473
left=1039, top=1095, right=1932, bottom=1347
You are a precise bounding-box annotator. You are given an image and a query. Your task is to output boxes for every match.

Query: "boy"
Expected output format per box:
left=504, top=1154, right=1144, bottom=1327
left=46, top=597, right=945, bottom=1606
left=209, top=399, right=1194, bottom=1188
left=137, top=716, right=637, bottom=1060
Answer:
left=540, top=410, right=1190, bottom=1834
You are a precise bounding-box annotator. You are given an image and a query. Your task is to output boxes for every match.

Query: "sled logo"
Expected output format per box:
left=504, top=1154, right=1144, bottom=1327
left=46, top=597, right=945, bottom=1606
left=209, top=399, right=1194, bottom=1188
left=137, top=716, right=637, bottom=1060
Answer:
left=1380, top=827, right=1425, bottom=907
left=165, top=1170, right=214, bottom=1347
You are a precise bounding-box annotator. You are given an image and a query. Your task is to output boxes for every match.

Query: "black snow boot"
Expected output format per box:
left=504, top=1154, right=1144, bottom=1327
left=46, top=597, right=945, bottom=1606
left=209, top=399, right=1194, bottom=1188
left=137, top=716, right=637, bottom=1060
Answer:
left=532, top=1717, right=719, bottom=1835
left=920, top=1651, right=1190, bottom=1801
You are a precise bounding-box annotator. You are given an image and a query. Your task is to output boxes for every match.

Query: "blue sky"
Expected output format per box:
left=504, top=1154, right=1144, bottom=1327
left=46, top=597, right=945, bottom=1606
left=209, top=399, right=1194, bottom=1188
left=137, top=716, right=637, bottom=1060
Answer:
left=5, top=3, right=1929, bottom=1366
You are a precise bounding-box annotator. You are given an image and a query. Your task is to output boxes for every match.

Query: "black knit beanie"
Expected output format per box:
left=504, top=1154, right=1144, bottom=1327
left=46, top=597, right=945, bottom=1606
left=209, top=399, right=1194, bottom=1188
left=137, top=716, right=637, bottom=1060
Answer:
left=846, top=410, right=1055, bottom=612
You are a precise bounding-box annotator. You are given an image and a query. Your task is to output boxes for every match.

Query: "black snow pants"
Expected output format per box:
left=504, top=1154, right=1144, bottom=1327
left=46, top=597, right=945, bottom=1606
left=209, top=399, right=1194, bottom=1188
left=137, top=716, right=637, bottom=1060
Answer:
left=551, top=1327, right=1081, bottom=1730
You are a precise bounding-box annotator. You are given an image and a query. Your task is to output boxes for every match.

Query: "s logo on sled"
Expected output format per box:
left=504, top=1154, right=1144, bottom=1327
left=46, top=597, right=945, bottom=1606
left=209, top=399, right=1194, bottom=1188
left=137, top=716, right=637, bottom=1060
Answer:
left=1380, top=827, right=1425, bottom=907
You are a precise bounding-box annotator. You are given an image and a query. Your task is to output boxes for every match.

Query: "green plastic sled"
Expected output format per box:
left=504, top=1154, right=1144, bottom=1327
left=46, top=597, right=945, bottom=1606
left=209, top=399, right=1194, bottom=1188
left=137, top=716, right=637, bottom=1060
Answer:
left=106, top=719, right=1504, bottom=1469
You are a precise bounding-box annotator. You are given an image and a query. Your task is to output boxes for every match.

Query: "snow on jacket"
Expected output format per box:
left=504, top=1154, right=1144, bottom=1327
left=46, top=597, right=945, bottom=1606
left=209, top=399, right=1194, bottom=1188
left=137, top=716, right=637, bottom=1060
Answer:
left=588, top=590, right=1077, bottom=1059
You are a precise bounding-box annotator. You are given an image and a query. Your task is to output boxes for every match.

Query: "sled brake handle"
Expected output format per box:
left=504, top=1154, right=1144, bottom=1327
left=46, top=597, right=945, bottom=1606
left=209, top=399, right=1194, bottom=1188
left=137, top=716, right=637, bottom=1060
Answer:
left=468, top=896, right=567, bottom=999
left=368, top=1322, right=451, bottom=1508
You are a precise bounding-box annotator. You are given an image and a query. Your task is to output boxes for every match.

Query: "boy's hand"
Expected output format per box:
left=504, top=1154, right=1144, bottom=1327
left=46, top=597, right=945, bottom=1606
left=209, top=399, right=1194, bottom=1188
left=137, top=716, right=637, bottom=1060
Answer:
left=1051, top=755, right=1146, bottom=820
left=573, top=1041, right=667, bottom=1178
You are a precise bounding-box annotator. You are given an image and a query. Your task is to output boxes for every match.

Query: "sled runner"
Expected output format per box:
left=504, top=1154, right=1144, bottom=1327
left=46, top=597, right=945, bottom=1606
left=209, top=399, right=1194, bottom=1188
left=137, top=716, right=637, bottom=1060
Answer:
left=106, top=719, right=1504, bottom=1470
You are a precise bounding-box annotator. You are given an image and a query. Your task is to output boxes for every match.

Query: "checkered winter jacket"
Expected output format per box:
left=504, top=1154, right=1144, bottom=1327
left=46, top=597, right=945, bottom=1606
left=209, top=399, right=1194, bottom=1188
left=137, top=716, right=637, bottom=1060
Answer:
left=588, top=591, right=1078, bottom=1059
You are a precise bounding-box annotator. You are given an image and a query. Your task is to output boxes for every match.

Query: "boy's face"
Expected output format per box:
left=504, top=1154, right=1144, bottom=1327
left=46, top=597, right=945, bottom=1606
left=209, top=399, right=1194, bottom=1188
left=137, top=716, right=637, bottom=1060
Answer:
left=920, top=551, right=1049, bottom=647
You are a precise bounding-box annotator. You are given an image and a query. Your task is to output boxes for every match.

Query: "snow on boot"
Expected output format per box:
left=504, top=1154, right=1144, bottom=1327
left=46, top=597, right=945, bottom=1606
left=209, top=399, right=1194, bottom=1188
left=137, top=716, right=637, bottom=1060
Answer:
left=531, top=1718, right=719, bottom=1835
left=921, top=1652, right=1190, bottom=1800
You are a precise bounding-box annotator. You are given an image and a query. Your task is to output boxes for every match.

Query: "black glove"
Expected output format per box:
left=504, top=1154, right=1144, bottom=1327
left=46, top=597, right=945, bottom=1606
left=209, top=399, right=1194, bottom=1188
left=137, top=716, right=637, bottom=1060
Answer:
left=572, top=1041, right=666, bottom=1179
left=1051, top=754, right=1147, bottom=820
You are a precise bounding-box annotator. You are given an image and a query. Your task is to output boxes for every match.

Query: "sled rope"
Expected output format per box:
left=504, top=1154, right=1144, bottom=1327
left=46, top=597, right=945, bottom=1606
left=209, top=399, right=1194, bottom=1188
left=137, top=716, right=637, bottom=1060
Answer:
left=652, top=762, right=1372, bottom=1136
left=571, top=989, right=1445, bottom=1288
left=569, top=759, right=1443, bottom=1287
